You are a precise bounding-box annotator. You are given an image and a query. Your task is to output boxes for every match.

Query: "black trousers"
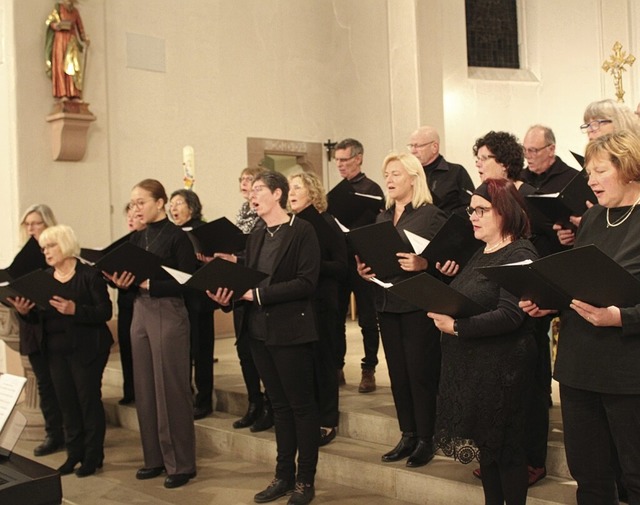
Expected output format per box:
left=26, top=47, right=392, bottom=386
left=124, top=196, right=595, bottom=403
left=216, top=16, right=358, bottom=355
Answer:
left=48, top=349, right=109, bottom=466
left=28, top=351, right=64, bottom=441
left=314, top=296, right=340, bottom=427
left=188, top=303, right=215, bottom=410
left=116, top=299, right=135, bottom=401
left=525, top=316, right=552, bottom=468
left=236, top=329, right=264, bottom=405
left=561, top=383, right=640, bottom=505
left=378, top=310, right=440, bottom=439
left=250, top=339, right=319, bottom=485
left=336, top=260, right=380, bottom=370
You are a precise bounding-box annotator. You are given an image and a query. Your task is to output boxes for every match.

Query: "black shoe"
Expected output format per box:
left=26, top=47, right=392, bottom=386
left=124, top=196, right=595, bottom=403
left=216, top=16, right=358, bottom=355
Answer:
left=118, top=396, right=135, bottom=405
left=34, top=436, right=64, bottom=457
left=254, top=478, right=295, bottom=503
left=406, top=439, right=435, bottom=467
left=193, top=406, right=213, bottom=420
left=251, top=405, right=274, bottom=433
left=136, top=466, right=166, bottom=480
left=233, top=402, right=261, bottom=429
left=287, top=482, right=315, bottom=505
left=57, top=457, right=81, bottom=475
left=319, top=427, right=337, bottom=447
left=164, top=471, right=196, bottom=489
left=75, top=459, right=103, bottom=477
left=381, top=432, right=418, bottom=462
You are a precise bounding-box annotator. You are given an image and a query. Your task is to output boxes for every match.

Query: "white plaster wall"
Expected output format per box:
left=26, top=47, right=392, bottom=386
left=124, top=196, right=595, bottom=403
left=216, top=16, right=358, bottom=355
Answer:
left=3, top=0, right=640, bottom=249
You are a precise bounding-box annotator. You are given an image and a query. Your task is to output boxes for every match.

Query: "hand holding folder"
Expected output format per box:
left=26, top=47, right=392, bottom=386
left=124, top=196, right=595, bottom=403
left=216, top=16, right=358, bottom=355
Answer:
left=93, top=242, right=171, bottom=283
left=0, top=270, right=72, bottom=310
left=478, top=244, right=640, bottom=310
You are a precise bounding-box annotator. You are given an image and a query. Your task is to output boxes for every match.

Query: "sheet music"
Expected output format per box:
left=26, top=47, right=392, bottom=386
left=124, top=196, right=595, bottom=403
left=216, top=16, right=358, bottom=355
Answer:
left=403, top=230, right=429, bottom=254
left=162, top=266, right=192, bottom=285
left=0, top=374, right=27, bottom=435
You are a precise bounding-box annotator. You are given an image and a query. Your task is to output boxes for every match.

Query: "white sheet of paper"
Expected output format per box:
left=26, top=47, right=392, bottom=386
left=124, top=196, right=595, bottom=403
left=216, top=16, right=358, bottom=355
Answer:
left=403, top=229, right=429, bottom=255
left=162, top=266, right=192, bottom=285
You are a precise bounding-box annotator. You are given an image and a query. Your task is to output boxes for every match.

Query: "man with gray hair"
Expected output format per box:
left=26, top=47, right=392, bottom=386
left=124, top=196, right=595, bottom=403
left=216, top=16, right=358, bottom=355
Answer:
left=407, top=126, right=474, bottom=216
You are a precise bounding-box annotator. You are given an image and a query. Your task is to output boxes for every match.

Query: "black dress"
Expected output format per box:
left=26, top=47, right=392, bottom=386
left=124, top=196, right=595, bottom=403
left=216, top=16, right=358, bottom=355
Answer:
left=435, top=239, right=537, bottom=465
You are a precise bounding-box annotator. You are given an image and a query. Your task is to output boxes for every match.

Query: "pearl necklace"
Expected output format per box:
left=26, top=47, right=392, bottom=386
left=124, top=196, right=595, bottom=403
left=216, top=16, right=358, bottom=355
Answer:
left=606, top=193, right=640, bottom=227
left=484, top=238, right=509, bottom=253
left=55, top=265, right=76, bottom=282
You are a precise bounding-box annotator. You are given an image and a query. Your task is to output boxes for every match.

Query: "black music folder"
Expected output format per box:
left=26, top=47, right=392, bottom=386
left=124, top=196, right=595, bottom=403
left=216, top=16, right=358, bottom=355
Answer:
left=0, top=270, right=72, bottom=310
left=0, top=238, right=45, bottom=282
left=327, top=180, right=384, bottom=229
left=420, top=213, right=483, bottom=269
left=347, top=221, right=411, bottom=280
left=80, top=232, right=133, bottom=264
left=185, top=258, right=268, bottom=300
left=93, top=242, right=171, bottom=282
left=478, top=244, right=640, bottom=310
left=388, top=272, right=486, bottom=317
left=525, top=169, right=596, bottom=227
left=185, top=217, right=247, bottom=256
left=571, top=150, right=585, bottom=168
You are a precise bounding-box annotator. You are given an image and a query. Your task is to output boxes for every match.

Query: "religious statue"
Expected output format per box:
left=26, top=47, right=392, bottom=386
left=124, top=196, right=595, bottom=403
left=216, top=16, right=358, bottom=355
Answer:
left=45, top=0, right=90, bottom=101
left=602, top=41, right=636, bottom=103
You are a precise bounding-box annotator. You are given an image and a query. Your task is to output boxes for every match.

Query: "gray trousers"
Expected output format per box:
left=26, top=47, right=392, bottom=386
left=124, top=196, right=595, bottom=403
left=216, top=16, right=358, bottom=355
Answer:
left=131, top=294, right=196, bottom=475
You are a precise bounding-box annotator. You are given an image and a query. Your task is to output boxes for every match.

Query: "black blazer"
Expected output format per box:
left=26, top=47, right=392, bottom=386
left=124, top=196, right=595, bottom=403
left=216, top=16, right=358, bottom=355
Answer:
left=237, top=215, right=320, bottom=346
left=24, top=262, right=113, bottom=365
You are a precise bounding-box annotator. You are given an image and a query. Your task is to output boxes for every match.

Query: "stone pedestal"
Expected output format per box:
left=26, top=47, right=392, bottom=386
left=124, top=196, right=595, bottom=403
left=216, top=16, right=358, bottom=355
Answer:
left=0, top=306, right=45, bottom=440
left=46, top=101, right=96, bottom=161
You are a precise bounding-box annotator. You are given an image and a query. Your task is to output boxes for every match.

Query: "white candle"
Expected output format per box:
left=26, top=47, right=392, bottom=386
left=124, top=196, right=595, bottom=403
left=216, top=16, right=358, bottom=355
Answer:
left=183, top=145, right=195, bottom=190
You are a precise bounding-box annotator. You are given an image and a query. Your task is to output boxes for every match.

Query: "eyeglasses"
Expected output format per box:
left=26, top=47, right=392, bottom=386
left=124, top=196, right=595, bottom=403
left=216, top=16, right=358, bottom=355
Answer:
left=335, top=154, right=357, bottom=163
left=129, top=199, right=153, bottom=209
left=524, top=144, right=552, bottom=156
left=475, top=155, right=496, bottom=164
left=466, top=206, right=492, bottom=217
left=406, top=141, right=435, bottom=150
left=251, top=184, right=268, bottom=195
left=580, top=119, right=613, bottom=132
left=41, top=243, right=58, bottom=252
left=239, top=175, right=255, bottom=183
left=169, top=200, right=186, bottom=209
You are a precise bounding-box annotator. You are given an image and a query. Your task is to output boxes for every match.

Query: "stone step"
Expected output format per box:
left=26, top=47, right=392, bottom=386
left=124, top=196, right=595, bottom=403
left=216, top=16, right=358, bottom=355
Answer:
left=103, top=341, right=577, bottom=505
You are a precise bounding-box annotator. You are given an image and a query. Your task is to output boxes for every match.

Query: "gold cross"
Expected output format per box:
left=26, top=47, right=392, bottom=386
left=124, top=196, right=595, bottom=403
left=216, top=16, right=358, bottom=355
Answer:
left=602, top=41, right=636, bottom=103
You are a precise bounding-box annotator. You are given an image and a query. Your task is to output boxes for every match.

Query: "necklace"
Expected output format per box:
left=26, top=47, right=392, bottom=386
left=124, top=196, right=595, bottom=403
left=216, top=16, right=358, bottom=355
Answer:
left=55, top=263, right=76, bottom=282
left=144, top=221, right=169, bottom=250
left=484, top=238, right=509, bottom=253
left=265, top=223, right=284, bottom=238
left=606, top=193, right=640, bottom=227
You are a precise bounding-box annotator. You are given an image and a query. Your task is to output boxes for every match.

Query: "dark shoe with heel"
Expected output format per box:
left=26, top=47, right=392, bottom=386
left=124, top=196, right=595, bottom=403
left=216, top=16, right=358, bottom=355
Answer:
left=194, top=405, right=213, bottom=420
left=136, top=466, right=166, bottom=480
left=34, top=436, right=64, bottom=457
left=406, top=439, right=435, bottom=467
left=233, top=402, right=261, bottom=429
left=319, top=427, right=337, bottom=447
left=381, top=432, right=417, bottom=462
left=254, top=478, right=295, bottom=503
left=57, top=457, right=82, bottom=475
left=164, top=471, right=196, bottom=489
left=75, top=459, right=103, bottom=477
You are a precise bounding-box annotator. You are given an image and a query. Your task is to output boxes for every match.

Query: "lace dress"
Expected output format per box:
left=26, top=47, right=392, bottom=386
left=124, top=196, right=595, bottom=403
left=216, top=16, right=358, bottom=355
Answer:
left=434, top=239, right=537, bottom=465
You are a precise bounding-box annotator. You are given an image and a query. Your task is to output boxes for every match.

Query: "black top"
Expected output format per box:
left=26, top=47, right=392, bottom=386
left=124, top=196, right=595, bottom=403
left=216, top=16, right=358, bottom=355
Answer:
left=518, top=156, right=578, bottom=193
left=374, top=203, right=448, bottom=313
left=554, top=204, right=640, bottom=394
left=423, top=155, right=475, bottom=217
left=435, top=239, right=538, bottom=465
left=129, top=217, right=197, bottom=298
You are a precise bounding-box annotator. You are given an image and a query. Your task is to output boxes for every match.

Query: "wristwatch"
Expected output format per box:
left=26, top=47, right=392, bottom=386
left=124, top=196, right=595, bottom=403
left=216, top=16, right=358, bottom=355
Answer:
left=453, top=320, right=459, bottom=336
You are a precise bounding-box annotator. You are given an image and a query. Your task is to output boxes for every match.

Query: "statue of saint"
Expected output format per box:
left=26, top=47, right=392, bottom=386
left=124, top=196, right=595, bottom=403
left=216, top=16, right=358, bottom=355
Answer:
left=45, top=0, right=90, bottom=101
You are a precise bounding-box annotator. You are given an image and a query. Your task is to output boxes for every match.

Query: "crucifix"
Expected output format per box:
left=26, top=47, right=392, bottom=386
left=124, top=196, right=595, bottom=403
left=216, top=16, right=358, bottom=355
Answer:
left=602, top=41, right=636, bottom=103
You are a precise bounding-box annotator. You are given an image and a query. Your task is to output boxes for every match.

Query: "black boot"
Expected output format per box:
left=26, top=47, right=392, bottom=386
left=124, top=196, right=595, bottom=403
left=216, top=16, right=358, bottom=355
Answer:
left=406, top=438, right=435, bottom=467
left=233, top=401, right=261, bottom=429
left=251, top=401, right=274, bottom=433
left=381, top=432, right=418, bottom=462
